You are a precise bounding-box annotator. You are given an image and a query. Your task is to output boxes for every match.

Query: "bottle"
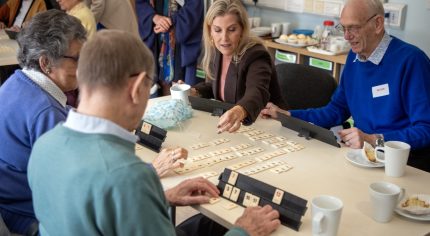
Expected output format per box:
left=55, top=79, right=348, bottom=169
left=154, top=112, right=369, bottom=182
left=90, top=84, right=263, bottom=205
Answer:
left=320, top=20, right=334, bottom=51
left=312, top=25, right=323, bottom=42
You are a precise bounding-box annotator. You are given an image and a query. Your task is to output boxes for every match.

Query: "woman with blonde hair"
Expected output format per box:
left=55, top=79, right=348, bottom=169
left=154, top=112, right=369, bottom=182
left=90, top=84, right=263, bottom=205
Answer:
left=194, top=0, right=287, bottom=133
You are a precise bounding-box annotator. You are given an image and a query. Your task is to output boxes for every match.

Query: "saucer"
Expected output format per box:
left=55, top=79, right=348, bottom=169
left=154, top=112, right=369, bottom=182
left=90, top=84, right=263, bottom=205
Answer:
left=345, top=149, right=384, bottom=168
left=395, top=208, right=430, bottom=221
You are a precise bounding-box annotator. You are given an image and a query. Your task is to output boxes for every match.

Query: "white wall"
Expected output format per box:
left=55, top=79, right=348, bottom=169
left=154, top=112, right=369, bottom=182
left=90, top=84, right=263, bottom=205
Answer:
left=247, top=0, right=430, bottom=56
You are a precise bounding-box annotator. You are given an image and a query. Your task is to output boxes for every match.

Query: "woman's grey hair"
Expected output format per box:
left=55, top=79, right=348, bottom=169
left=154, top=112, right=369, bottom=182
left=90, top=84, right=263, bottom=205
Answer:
left=16, top=9, right=87, bottom=71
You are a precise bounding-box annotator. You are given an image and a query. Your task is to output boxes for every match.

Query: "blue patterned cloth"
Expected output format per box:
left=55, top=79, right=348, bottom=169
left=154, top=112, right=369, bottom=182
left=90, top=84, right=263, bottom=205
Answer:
left=143, top=99, right=192, bottom=129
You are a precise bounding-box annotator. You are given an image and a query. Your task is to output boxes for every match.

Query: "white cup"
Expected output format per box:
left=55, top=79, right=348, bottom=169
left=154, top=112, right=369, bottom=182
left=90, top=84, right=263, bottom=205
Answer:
left=375, top=141, right=410, bottom=177
left=253, top=17, right=261, bottom=28
left=248, top=17, right=254, bottom=28
left=170, top=83, right=190, bottom=104
left=281, top=22, right=290, bottom=35
left=312, top=195, right=343, bottom=236
left=369, top=182, right=405, bottom=223
left=271, top=23, right=282, bottom=38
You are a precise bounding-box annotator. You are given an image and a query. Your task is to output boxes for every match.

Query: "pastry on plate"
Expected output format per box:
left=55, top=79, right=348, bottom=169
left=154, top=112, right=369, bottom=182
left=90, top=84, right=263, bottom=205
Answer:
left=287, top=34, right=297, bottom=44
left=362, top=141, right=376, bottom=162
left=279, top=34, right=289, bottom=41
left=398, top=194, right=430, bottom=215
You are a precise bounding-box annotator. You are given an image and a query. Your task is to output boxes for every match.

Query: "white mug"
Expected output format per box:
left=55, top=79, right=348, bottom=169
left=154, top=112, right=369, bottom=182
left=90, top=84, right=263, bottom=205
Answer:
left=312, top=195, right=343, bottom=236
left=170, top=83, right=191, bottom=104
left=253, top=17, right=261, bottom=28
left=369, top=181, right=405, bottom=223
left=375, top=141, right=410, bottom=177
left=281, top=22, right=290, bottom=35
left=271, top=23, right=282, bottom=38
left=248, top=17, right=254, bottom=28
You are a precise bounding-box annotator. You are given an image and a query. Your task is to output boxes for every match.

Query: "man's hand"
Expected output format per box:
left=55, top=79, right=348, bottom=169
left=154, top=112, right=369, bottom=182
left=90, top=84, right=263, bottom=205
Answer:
left=338, top=127, right=366, bottom=148
left=260, top=102, right=290, bottom=119
left=153, top=15, right=171, bottom=32
left=152, top=147, right=187, bottom=177
left=339, top=127, right=380, bottom=149
left=217, top=105, right=247, bottom=133
left=165, top=178, right=220, bottom=206
left=235, top=205, right=281, bottom=236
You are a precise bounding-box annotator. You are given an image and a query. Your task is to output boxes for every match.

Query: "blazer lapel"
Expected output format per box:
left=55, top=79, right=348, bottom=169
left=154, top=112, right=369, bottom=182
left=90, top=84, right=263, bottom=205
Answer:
left=212, top=51, right=221, bottom=100
left=224, top=61, right=238, bottom=103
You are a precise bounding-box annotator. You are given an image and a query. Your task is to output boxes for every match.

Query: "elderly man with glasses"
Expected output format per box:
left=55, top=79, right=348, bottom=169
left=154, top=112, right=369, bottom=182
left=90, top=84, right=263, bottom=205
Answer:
left=261, top=0, right=430, bottom=172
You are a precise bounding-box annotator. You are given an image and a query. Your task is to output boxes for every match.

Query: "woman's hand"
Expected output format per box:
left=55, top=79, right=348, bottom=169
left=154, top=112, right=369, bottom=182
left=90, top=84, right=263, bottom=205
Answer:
left=217, top=105, right=247, bottom=133
left=152, top=147, right=188, bottom=177
left=260, top=102, right=290, bottom=119
left=153, top=15, right=172, bottom=32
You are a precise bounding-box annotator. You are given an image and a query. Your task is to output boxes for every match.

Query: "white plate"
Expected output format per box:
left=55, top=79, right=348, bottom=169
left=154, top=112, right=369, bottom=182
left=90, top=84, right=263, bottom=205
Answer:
left=307, top=46, right=349, bottom=55
left=345, top=149, right=384, bottom=168
left=395, top=208, right=430, bottom=221
left=274, top=38, right=317, bottom=48
left=250, top=27, right=271, bottom=37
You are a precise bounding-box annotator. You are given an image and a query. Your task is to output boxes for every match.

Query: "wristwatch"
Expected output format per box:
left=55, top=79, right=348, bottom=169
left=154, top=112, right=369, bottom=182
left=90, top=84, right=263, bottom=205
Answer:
left=375, top=134, right=384, bottom=147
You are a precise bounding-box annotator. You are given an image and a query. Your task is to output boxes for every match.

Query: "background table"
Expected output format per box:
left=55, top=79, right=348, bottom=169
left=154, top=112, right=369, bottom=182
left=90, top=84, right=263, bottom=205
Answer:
left=0, top=30, right=19, bottom=66
left=137, top=97, right=430, bottom=235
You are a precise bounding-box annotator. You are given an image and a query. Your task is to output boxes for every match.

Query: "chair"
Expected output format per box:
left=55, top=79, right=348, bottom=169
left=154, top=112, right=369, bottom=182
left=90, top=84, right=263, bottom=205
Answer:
left=0, top=215, right=11, bottom=236
left=275, top=63, right=337, bottom=110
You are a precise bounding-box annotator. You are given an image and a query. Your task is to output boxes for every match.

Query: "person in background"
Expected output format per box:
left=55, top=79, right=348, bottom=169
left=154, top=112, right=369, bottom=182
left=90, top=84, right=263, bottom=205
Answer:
left=28, top=29, right=280, bottom=236
left=0, top=10, right=86, bottom=234
left=57, top=0, right=96, bottom=106
left=192, top=0, right=287, bottom=134
left=261, top=0, right=430, bottom=172
left=84, top=0, right=139, bottom=36
left=136, top=0, right=204, bottom=93
left=57, top=0, right=96, bottom=39
left=0, top=0, right=46, bottom=30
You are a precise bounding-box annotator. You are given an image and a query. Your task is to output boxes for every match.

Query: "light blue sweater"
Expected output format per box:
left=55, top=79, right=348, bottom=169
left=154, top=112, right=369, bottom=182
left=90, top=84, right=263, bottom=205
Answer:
left=28, top=125, right=248, bottom=236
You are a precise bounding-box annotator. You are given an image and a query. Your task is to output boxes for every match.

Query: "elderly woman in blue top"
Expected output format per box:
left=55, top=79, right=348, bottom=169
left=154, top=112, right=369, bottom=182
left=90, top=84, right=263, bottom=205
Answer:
left=261, top=0, right=430, bottom=172
left=0, top=10, right=86, bottom=234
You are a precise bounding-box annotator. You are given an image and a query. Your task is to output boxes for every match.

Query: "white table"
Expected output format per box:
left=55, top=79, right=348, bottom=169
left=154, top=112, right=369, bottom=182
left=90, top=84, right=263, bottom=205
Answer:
left=0, top=30, right=19, bottom=66
left=136, top=97, right=430, bottom=235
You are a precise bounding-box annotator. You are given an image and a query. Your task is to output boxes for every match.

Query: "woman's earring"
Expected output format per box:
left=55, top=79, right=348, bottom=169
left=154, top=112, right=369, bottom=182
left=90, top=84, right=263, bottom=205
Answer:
left=46, top=68, right=51, bottom=74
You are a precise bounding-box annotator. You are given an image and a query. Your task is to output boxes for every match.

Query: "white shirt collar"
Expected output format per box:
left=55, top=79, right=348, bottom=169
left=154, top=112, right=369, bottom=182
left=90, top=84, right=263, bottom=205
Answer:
left=63, top=109, right=138, bottom=144
left=354, top=32, right=392, bottom=65
left=22, top=68, right=67, bottom=107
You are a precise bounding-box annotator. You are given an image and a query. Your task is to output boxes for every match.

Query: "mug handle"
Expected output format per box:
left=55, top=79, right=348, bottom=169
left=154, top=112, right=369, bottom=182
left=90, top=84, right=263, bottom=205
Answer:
left=312, top=212, right=324, bottom=234
left=397, top=188, right=405, bottom=203
left=375, top=146, right=385, bottom=163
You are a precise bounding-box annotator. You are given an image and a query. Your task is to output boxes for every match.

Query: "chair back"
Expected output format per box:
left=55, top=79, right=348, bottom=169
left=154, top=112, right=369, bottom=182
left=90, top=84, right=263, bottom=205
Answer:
left=276, top=63, right=337, bottom=110
left=0, top=214, right=11, bottom=236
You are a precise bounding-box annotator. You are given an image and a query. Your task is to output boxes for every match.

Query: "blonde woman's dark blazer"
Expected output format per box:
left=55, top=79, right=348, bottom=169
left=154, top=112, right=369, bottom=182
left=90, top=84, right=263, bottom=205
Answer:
left=195, top=44, right=288, bottom=124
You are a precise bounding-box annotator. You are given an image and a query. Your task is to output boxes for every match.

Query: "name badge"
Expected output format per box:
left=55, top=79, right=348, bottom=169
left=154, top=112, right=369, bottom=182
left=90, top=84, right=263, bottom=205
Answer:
left=372, top=84, right=389, bottom=98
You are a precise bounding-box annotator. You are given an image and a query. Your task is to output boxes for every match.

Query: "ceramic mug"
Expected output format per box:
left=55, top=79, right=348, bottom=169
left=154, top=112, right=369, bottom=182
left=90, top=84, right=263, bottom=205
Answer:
left=170, top=84, right=191, bottom=104
left=375, top=141, right=410, bottom=177
left=281, top=22, right=290, bottom=35
left=312, top=195, right=343, bottom=236
left=271, top=23, right=282, bottom=38
left=369, top=181, right=405, bottom=223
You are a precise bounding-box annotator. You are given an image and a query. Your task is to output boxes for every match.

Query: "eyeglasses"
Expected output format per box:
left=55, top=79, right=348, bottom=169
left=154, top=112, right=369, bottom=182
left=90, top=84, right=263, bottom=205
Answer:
left=335, top=14, right=377, bottom=35
left=62, top=55, right=79, bottom=62
left=129, top=72, right=154, bottom=86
